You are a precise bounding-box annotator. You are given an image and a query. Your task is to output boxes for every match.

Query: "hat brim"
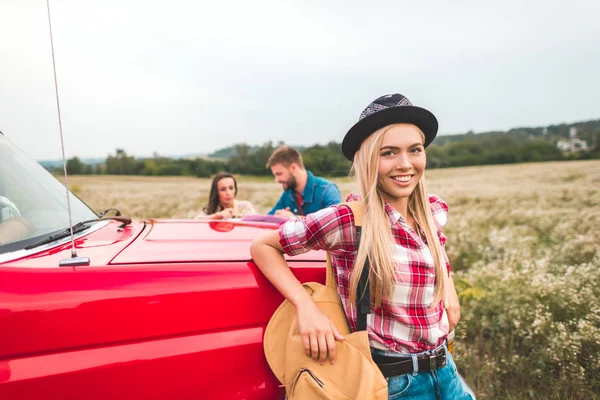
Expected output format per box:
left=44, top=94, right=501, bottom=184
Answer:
left=341, top=106, right=438, bottom=161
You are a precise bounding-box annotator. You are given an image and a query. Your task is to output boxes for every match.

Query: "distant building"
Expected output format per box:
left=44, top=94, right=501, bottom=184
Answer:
left=556, top=127, right=589, bottom=152
left=557, top=138, right=589, bottom=152
left=569, top=127, right=578, bottom=139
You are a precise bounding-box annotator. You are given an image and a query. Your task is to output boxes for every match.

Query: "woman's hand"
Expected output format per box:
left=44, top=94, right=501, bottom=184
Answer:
left=296, top=301, right=344, bottom=365
left=250, top=230, right=343, bottom=364
left=214, top=208, right=235, bottom=219
left=444, top=275, right=460, bottom=332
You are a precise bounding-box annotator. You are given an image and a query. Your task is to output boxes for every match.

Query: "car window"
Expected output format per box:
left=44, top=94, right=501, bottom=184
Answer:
left=0, top=135, right=98, bottom=253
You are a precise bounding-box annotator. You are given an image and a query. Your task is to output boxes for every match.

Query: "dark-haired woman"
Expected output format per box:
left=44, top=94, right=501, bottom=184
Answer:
left=195, top=172, right=256, bottom=220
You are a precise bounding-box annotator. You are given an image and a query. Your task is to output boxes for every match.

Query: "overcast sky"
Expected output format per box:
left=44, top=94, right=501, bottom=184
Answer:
left=1, top=0, right=599, bottom=160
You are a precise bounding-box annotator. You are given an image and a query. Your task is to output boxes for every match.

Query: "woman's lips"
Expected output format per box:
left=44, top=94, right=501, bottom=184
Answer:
left=391, top=175, right=413, bottom=187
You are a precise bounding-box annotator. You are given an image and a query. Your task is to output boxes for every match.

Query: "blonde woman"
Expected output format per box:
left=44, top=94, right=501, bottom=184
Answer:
left=251, top=94, right=474, bottom=399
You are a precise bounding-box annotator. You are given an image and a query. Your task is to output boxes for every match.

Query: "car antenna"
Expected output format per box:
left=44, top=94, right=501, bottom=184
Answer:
left=46, top=0, right=90, bottom=267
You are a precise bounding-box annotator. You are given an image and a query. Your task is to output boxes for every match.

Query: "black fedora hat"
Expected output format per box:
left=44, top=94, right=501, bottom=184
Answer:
left=341, top=93, right=438, bottom=161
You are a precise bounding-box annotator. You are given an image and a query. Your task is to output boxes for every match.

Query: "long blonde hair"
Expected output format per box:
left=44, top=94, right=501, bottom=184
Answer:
left=349, top=124, right=446, bottom=308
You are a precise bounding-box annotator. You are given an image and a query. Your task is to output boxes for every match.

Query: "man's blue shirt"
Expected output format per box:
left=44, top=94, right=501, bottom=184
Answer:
left=268, top=170, right=341, bottom=216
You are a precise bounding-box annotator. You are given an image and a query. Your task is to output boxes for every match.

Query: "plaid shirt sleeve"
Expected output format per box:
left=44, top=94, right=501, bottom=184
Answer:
left=429, top=194, right=451, bottom=274
left=279, top=205, right=357, bottom=257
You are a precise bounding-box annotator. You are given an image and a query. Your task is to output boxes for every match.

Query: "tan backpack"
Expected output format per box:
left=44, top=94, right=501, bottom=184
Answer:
left=263, top=201, right=388, bottom=399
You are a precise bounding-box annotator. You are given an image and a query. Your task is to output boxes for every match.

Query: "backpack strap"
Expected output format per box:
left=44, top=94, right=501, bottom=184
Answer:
left=355, top=230, right=370, bottom=332
left=325, top=201, right=370, bottom=332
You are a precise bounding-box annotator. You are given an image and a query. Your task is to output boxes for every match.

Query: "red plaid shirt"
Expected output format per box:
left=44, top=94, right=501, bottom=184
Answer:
left=279, top=194, right=451, bottom=353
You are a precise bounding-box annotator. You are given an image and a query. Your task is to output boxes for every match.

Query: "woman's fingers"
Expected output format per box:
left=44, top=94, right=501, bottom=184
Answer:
left=325, top=330, right=336, bottom=365
left=317, top=334, right=328, bottom=365
left=331, top=321, right=345, bottom=341
left=216, top=208, right=234, bottom=219
left=302, top=334, right=311, bottom=357
left=297, top=306, right=343, bottom=364
left=310, top=333, right=319, bottom=361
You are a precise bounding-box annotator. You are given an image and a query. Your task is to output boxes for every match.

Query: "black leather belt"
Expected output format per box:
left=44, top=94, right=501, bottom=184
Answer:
left=372, top=346, right=447, bottom=378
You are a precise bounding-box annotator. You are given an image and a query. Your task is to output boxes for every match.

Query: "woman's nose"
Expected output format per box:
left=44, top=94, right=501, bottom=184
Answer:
left=395, top=153, right=411, bottom=170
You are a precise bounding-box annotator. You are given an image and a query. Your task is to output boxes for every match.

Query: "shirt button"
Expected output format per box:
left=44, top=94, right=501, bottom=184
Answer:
left=429, top=273, right=435, bottom=278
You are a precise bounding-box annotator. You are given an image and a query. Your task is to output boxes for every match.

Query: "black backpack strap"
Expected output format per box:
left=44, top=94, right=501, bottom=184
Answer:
left=355, top=226, right=370, bottom=332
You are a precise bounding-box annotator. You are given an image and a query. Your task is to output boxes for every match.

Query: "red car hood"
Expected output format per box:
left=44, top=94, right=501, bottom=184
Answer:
left=3, top=218, right=324, bottom=268
left=110, top=218, right=325, bottom=264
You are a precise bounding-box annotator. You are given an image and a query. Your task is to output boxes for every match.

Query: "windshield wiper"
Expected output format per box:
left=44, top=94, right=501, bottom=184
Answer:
left=24, top=216, right=132, bottom=250
left=24, top=221, right=94, bottom=250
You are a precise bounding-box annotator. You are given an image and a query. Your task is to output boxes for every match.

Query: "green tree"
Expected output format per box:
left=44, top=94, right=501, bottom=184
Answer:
left=66, top=157, right=86, bottom=174
left=519, top=138, right=563, bottom=162
left=228, top=143, right=252, bottom=174
left=424, top=145, right=447, bottom=169
left=105, top=149, right=140, bottom=175
left=301, top=141, right=350, bottom=177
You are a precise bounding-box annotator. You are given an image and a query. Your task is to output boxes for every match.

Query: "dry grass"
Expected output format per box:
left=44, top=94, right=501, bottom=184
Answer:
left=68, top=174, right=361, bottom=218
left=68, top=160, right=600, bottom=221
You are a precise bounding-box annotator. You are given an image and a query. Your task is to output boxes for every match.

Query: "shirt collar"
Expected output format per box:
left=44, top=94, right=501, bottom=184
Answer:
left=301, top=170, right=315, bottom=203
left=383, top=201, right=403, bottom=226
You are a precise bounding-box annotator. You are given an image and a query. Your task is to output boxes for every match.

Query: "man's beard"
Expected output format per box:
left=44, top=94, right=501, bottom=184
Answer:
left=284, top=175, right=297, bottom=191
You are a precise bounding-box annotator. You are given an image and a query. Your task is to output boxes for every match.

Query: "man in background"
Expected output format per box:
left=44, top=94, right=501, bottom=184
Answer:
left=267, top=145, right=341, bottom=219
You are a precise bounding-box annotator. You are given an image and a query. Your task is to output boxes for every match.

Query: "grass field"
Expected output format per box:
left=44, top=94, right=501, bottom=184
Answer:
left=68, top=160, right=600, bottom=399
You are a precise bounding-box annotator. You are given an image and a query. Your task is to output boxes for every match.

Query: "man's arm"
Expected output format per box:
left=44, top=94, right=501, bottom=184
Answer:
left=268, top=194, right=286, bottom=215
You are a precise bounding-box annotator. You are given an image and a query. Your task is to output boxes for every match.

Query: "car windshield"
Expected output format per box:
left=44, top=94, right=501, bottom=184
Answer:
left=0, top=134, right=98, bottom=254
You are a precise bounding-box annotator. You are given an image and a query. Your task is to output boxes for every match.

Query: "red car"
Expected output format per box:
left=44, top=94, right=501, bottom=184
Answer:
left=0, top=132, right=326, bottom=399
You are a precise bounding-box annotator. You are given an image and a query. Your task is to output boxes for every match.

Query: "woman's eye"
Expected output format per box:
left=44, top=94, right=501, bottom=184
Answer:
left=380, top=150, right=394, bottom=157
left=411, top=147, right=423, bottom=153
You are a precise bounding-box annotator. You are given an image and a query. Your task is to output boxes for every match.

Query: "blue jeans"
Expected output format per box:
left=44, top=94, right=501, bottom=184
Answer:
left=373, top=346, right=476, bottom=400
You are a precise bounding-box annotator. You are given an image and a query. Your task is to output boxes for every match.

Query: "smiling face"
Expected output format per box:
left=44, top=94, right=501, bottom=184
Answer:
left=377, top=124, right=426, bottom=208
left=217, top=177, right=236, bottom=209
